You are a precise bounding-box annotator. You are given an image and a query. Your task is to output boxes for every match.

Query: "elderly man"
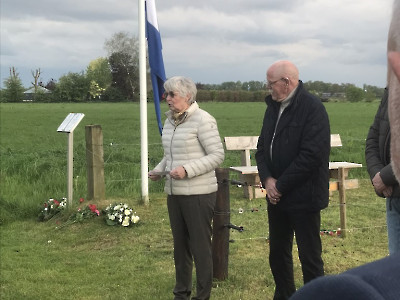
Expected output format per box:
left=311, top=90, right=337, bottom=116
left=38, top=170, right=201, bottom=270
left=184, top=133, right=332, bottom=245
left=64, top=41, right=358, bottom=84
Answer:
left=256, top=60, right=330, bottom=300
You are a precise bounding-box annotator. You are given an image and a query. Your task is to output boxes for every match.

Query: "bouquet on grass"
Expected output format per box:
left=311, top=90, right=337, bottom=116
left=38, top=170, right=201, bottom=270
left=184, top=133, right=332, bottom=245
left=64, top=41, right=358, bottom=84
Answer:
left=56, top=201, right=100, bottom=229
left=38, top=198, right=67, bottom=221
left=69, top=203, right=100, bottom=223
left=104, top=203, right=140, bottom=227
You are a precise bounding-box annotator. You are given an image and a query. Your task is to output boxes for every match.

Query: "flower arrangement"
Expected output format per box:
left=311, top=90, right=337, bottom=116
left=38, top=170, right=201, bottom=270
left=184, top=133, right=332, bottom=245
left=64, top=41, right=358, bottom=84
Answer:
left=69, top=203, right=100, bottom=223
left=104, top=203, right=140, bottom=227
left=38, top=198, right=67, bottom=221
left=56, top=200, right=100, bottom=229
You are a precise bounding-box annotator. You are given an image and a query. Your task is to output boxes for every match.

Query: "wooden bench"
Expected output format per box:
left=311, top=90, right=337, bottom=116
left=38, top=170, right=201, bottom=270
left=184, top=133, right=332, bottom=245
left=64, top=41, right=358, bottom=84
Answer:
left=225, top=134, right=360, bottom=199
left=225, top=134, right=362, bottom=237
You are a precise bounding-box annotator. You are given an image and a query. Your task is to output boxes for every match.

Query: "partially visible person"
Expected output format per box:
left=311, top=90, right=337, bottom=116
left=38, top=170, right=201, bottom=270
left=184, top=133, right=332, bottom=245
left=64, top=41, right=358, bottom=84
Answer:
left=148, top=76, right=224, bottom=300
left=366, top=88, right=400, bottom=254
left=289, top=252, right=400, bottom=300
left=388, top=0, right=400, bottom=181
left=255, top=60, right=330, bottom=300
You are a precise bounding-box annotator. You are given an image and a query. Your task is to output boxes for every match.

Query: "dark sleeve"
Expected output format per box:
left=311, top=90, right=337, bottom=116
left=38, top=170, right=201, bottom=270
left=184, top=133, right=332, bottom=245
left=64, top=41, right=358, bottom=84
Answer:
left=380, top=163, right=399, bottom=186
left=275, top=99, right=330, bottom=194
left=255, top=109, right=272, bottom=187
left=292, top=253, right=400, bottom=300
left=365, top=89, right=387, bottom=180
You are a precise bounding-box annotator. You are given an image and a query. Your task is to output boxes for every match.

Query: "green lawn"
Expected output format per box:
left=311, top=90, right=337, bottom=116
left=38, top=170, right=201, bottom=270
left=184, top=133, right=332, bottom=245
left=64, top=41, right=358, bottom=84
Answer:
left=0, top=101, right=388, bottom=299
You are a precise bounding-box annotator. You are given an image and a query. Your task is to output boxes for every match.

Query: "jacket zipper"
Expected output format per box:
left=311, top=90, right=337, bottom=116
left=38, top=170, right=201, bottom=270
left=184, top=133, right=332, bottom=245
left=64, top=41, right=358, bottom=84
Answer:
left=169, top=125, right=177, bottom=195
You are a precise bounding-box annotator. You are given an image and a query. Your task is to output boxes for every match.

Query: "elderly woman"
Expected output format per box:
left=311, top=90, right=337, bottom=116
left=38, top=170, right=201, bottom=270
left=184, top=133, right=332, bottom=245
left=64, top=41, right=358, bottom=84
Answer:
left=149, top=76, right=224, bottom=300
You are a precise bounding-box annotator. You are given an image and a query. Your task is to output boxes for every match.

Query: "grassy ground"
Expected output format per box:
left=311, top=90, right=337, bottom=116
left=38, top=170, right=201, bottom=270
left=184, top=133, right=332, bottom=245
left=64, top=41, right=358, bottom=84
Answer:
left=0, top=179, right=388, bottom=299
left=0, top=101, right=387, bottom=299
left=0, top=101, right=377, bottom=222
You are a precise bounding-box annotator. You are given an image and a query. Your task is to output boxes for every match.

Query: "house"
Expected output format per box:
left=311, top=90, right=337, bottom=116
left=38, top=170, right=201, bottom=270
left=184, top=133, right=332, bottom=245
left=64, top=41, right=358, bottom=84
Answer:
left=23, top=86, right=51, bottom=101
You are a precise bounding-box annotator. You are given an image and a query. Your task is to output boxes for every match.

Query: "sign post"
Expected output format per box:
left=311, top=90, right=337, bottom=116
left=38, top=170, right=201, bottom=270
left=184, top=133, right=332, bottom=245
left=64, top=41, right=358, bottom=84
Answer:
left=57, top=113, right=85, bottom=206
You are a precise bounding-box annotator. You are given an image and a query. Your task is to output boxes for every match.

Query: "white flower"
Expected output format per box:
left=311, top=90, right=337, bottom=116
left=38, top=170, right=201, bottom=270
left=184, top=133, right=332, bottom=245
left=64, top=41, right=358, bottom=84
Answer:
left=105, top=203, right=140, bottom=227
left=131, top=215, right=140, bottom=224
left=122, top=217, right=130, bottom=226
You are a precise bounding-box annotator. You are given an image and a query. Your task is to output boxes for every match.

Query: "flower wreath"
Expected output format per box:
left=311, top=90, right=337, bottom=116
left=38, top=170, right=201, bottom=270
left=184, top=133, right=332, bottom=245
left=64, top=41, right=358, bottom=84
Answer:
left=104, top=203, right=140, bottom=227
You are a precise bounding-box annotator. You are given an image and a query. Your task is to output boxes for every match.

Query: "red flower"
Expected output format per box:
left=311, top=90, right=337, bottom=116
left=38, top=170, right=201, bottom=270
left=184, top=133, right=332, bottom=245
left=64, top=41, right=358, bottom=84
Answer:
left=88, top=204, right=97, bottom=213
left=79, top=198, right=85, bottom=203
left=53, top=199, right=60, bottom=206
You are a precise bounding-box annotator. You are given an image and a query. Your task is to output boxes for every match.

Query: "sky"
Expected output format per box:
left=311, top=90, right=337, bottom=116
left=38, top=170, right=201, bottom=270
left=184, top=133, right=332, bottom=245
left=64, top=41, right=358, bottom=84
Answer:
left=0, top=0, right=395, bottom=89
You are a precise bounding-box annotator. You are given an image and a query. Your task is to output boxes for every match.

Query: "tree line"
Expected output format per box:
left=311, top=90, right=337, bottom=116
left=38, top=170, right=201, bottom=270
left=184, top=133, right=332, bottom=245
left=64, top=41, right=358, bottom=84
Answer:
left=0, top=32, right=385, bottom=103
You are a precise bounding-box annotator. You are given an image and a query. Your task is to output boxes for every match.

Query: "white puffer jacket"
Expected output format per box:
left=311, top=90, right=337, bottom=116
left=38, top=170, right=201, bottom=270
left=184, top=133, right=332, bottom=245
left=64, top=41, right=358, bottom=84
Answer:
left=153, top=102, right=225, bottom=195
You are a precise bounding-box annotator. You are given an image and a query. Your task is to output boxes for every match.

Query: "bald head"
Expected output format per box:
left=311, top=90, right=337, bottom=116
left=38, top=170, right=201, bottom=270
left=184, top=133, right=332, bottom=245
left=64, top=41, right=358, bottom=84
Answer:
left=266, top=60, right=300, bottom=101
left=267, top=60, right=299, bottom=83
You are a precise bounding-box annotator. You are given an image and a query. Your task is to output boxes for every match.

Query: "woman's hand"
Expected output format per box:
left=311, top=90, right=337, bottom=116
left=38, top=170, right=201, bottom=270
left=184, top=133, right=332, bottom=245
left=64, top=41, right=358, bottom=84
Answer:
left=170, top=166, right=187, bottom=180
left=148, top=170, right=162, bottom=181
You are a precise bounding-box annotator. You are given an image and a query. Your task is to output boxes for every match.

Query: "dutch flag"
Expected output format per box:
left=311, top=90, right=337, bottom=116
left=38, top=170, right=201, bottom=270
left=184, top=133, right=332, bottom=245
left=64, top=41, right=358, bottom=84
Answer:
left=145, top=0, right=166, bottom=135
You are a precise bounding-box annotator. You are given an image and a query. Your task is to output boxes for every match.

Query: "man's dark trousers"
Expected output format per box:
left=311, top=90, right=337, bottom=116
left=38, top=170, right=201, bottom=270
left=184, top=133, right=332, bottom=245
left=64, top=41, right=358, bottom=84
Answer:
left=268, top=204, right=324, bottom=300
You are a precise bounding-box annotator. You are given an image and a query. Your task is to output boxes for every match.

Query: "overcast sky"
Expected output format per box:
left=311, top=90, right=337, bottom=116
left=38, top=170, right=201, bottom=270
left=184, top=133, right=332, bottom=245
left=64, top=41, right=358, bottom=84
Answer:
left=0, top=0, right=394, bottom=89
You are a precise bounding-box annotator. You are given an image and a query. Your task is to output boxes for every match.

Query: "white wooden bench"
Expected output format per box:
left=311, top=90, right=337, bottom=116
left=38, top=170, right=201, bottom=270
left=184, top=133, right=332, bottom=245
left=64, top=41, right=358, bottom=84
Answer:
left=225, top=134, right=360, bottom=199
left=225, top=134, right=362, bottom=237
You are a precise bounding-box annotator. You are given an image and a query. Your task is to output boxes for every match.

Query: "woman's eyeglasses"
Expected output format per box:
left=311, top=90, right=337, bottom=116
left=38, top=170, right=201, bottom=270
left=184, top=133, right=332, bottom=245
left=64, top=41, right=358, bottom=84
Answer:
left=163, top=91, right=176, bottom=98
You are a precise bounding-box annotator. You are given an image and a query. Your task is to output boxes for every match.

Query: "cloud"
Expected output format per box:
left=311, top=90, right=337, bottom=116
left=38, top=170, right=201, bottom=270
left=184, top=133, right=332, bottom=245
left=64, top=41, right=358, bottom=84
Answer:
left=0, top=0, right=394, bottom=88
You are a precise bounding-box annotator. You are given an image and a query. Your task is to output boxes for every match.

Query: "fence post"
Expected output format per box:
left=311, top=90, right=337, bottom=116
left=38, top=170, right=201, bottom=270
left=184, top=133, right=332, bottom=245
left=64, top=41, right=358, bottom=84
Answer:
left=338, top=167, right=347, bottom=238
left=85, top=125, right=105, bottom=201
left=212, top=168, right=230, bottom=280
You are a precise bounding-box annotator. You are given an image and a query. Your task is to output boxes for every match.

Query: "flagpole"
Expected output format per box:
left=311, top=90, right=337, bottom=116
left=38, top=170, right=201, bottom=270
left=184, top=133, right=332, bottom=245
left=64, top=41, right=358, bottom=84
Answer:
left=139, top=0, right=149, bottom=205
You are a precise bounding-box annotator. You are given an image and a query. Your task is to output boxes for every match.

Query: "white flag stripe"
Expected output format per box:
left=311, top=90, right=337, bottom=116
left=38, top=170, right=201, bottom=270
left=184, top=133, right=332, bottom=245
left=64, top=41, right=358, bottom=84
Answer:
left=146, top=0, right=159, bottom=29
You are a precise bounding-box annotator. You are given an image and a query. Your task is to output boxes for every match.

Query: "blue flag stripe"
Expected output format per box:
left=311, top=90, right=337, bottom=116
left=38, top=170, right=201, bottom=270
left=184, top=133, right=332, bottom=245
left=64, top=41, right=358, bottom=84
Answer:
left=145, top=1, right=166, bottom=135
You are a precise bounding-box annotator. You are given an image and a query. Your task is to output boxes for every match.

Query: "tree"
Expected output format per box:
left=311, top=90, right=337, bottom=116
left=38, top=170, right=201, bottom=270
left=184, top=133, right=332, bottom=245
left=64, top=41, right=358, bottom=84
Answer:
left=104, top=32, right=139, bottom=101
left=2, top=67, right=25, bottom=102
left=86, top=57, right=112, bottom=100
left=108, top=52, right=137, bottom=100
left=31, top=68, right=41, bottom=92
left=345, top=85, right=364, bottom=102
left=242, top=81, right=265, bottom=91
left=53, top=72, right=89, bottom=102
left=220, top=81, right=241, bottom=90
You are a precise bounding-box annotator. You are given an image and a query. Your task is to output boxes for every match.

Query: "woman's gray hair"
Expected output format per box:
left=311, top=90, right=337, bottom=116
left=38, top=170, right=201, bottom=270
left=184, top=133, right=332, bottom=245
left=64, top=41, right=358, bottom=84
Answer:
left=164, top=76, right=197, bottom=104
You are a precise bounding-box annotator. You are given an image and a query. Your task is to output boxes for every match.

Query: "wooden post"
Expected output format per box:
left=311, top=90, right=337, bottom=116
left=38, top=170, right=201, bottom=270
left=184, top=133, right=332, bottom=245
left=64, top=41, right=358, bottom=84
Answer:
left=85, top=125, right=105, bottom=201
left=67, top=132, right=74, bottom=206
left=338, top=167, right=347, bottom=238
left=212, top=168, right=230, bottom=280
left=240, top=150, right=253, bottom=199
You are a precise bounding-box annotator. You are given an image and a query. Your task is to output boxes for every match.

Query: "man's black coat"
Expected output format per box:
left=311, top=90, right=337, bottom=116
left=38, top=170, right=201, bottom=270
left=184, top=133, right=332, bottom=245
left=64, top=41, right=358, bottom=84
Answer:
left=256, top=81, right=331, bottom=212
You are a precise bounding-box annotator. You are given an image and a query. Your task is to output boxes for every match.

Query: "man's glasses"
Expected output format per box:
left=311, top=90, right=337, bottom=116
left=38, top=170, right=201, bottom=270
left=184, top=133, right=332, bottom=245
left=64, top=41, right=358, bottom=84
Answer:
left=266, top=78, right=287, bottom=89
left=163, top=91, right=176, bottom=98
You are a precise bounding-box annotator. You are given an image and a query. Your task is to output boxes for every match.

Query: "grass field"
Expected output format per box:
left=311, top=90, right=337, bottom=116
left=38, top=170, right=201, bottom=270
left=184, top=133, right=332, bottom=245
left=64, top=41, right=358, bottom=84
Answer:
left=0, top=101, right=389, bottom=299
left=0, top=101, right=376, bottom=222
